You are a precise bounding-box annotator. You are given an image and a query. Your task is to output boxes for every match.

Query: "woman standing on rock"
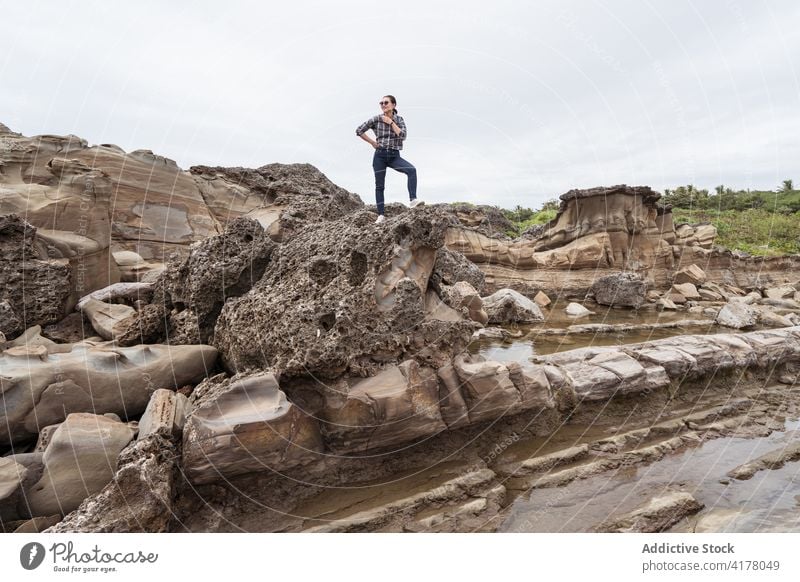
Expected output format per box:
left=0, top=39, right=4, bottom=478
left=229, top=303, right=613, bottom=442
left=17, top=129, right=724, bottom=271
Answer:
left=356, top=95, right=423, bottom=224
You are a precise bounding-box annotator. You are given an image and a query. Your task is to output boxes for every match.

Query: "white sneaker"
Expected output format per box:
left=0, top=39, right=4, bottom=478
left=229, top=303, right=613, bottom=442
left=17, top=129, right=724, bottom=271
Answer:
left=409, top=198, right=424, bottom=208
left=375, top=214, right=385, bottom=224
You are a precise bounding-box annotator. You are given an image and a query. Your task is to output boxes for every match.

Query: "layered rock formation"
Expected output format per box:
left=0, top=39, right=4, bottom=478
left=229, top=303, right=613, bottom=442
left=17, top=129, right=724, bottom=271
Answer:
left=445, top=184, right=800, bottom=297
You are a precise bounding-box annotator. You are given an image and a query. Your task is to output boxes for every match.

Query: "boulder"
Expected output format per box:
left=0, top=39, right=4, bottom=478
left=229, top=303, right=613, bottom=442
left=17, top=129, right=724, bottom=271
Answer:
left=729, top=291, right=762, bottom=305
left=702, top=282, right=730, bottom=300
left=756, top=308, right=793, bottom=328
left=431, top=247, right=486, bottom=295
left=592, top=272, right=647, bottom=308
left=764, top=286, right=796, bottom=300
left=482, top=288, right=544, bottom=324
left=656, top=298, right=678, bottom=311
left=442, top=281, right=488, bottom=324
left=183, top=372, right=324, bottom=484
left=534, top=291, right=552, bottom=308
left=674, top=264, right=707, bottom=286
left=698, top=288, right=723, bottom=301
left=671, top=282, right=701, bottom=301
left=565, top=302, right=594, bottom=318
left=26, top=413, right=136, bottom=517
left=664, top=290, right=687, bottom=304
left=80, top=298, right=137, bottom=340
left=137, top=389, right=190, bottom=441
left=716, top=302, right=759, bottom=329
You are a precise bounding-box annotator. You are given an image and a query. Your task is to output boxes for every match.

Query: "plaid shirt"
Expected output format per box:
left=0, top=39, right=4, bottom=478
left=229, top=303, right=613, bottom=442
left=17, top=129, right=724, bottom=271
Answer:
left=355, top=114, right=407, bottom=150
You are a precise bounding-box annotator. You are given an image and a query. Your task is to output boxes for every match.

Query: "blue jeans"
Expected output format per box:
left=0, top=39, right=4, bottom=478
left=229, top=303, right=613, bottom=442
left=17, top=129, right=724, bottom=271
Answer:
left=372, top=147, right=417, bottom=215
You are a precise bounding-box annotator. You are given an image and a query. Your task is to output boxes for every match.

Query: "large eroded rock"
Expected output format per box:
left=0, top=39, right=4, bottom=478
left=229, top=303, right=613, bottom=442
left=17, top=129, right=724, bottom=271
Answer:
left=319, top=360, right=447, bottom=453
left=482, top=288, right=544, bottom=324
left=25, top=413, right=136, bottom=517
left=117, top=216, right=277, bottom=346
left=0, top=342, right=218, bottom=445
left=182, top=372, right=324, bottom=484
left=213, top=207, right=476, bottom=378
left=592, top=272, right=648, bottom=308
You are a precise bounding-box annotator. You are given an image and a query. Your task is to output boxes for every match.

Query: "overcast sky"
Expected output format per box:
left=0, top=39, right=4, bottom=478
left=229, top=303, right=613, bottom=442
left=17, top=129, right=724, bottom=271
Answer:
left=2, top=0, right=798, bottom=209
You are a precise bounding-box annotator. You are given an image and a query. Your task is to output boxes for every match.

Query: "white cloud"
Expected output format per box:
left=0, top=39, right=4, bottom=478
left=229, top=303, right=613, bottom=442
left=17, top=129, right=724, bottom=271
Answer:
left=1, top=0, right=798, bottom=209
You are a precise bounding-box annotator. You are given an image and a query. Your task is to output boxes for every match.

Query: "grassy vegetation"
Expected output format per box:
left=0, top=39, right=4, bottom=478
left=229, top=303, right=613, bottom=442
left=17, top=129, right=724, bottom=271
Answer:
left=672, top=208, right=800, bottom=256
left=501, top=201, right=559, bottom=237
left=665, top=181, right=800, bottom=256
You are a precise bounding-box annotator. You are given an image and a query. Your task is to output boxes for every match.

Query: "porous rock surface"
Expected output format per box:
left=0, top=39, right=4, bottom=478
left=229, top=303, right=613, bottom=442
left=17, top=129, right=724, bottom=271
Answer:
left=0, top=215, right=72, bottom=336
left=212, top=206, right=476, bottom=378
left=592, top=271, right=648, bottom=308
left=117, top=216, right=277, bottom=346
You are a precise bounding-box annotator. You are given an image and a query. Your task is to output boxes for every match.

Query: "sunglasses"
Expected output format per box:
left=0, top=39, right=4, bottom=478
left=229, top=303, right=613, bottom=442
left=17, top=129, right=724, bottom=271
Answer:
left=379, top=101, right=391, bottom=105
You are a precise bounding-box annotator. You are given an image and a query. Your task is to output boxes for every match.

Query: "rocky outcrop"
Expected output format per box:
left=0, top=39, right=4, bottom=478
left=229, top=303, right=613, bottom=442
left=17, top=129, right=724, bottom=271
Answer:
left=445, top=185, right=676, bottom=298
left=189, top=163, right=364, bottom=242
left=445, top=203, right=515, bottom=237
left=0, top=126, right=216, bottom=266
left=535, top=327, right=800, bottom=401
left=0, top=130, right=122, bottom=303
left=117, top=216, right=276, bottom=346
left=444, top=185, right=800, bottom=299
left=212, top=207, right=475, bottom=378
left=675, top=223, right=717, bottom=248
left=0, top=340, right=217, bottom=445
left=178, top=325, right=800, bottom=486
left=0, top=125, right=368, bottom=312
